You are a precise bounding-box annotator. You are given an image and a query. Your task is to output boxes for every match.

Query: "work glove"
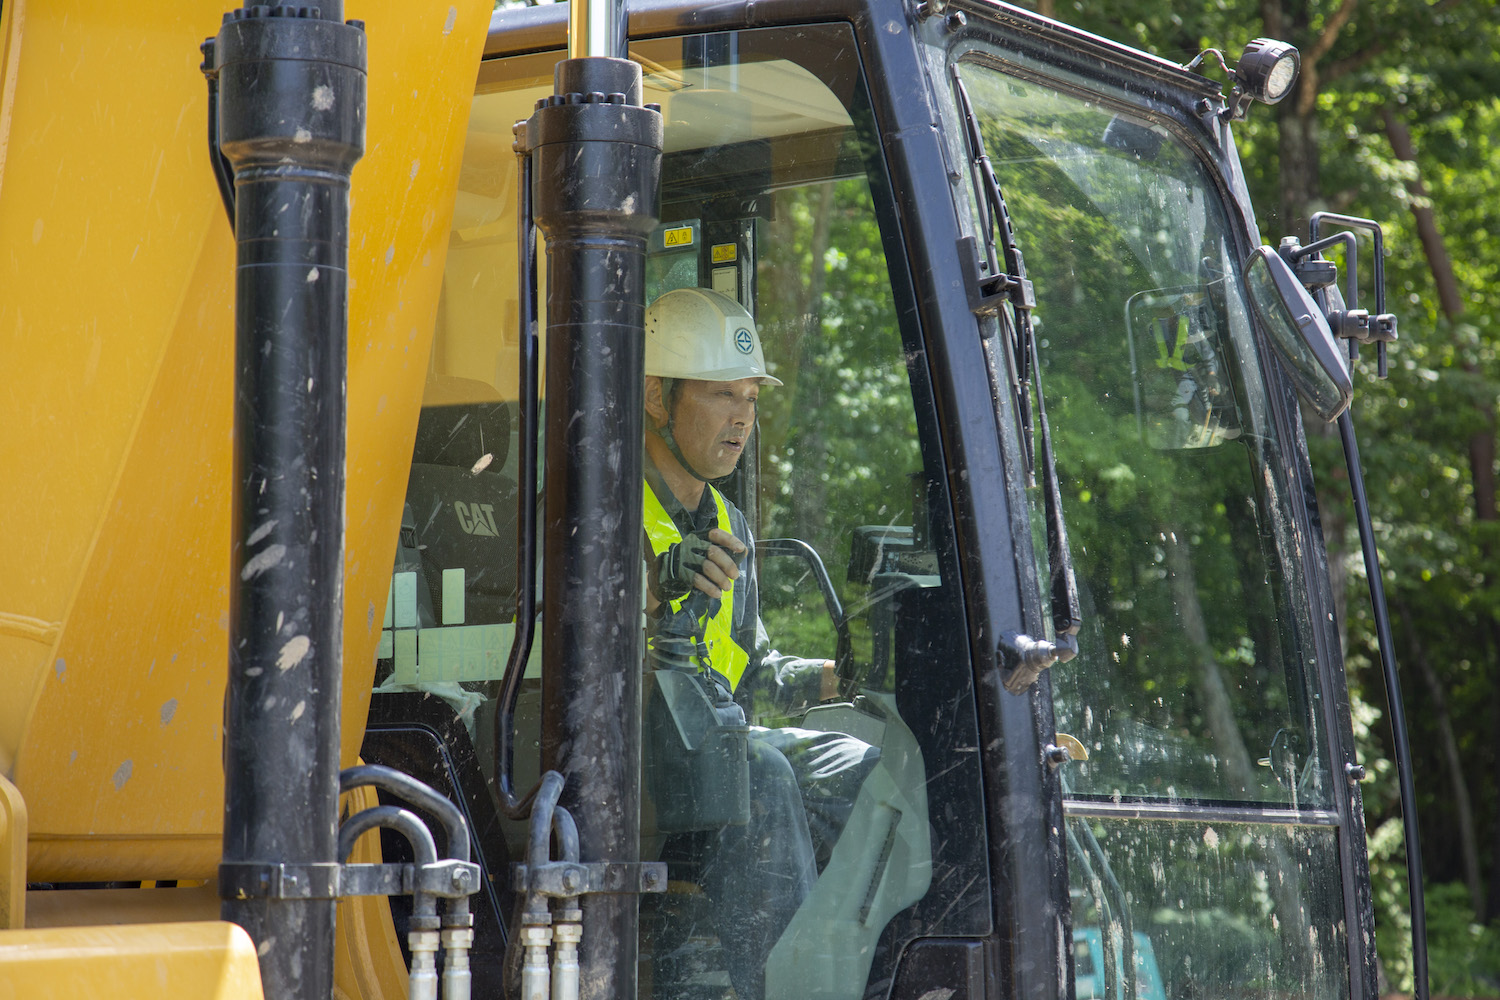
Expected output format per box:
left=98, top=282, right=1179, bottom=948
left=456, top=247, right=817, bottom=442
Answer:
left=649, top=529, right=720, bottom=604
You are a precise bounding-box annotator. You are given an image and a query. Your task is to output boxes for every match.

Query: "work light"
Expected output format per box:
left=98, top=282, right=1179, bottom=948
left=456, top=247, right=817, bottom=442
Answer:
left=1234, top=38, right=1300, bottom=105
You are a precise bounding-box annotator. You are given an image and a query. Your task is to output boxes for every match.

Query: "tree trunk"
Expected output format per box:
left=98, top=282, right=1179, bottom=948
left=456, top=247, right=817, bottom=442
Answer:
left=1491, top=671, right=1500, bottom=922
left=759, top=181, right=835, bottom=528
left=1164, top=536, right=1310, bottom=949
left=1275, top=106, right=1322, bottom=243
left=1396, top=599, right=1483, bottom=917
left=1383, top=107, right=1496, bottom=922
left=1263, top=0, right=1352, bottom=655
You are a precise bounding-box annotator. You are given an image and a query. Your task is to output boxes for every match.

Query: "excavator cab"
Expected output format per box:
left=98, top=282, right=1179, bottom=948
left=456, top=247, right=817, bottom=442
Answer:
left=1, top=1, right=1395, bottom=999
left=356, top=7, right=1375, bottom=1000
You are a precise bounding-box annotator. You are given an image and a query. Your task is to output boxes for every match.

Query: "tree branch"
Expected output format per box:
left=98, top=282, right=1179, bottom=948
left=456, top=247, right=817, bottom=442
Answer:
left=1261, top=0, right=1283, bottom=41
left=1323, top=0, right=1462, bottom=85
left=1295, top=0, right=1358, bottom=115
left=1324, top=42, right=1386, bottom=84
left=1306, top=0, right=1359, bottom=66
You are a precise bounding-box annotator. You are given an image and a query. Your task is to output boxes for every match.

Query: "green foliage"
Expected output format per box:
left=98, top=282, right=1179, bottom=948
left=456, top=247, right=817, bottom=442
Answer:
left=748, top=176, right=925, bottom=704
left=1425, top=882, right=1500, bottom=997
left=1369, top=817, right=1416, bottom=989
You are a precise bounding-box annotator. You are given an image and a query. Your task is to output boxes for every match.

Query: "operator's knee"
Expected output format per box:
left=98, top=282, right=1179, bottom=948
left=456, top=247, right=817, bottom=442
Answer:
left=698, top=738, right=818, bottom=1000
left=744, top=738, right=815, bottom=849
left=746, top=735, right=797, bottom=792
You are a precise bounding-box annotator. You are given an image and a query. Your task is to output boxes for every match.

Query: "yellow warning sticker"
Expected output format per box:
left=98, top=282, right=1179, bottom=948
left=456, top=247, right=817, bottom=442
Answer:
left=711, top=243, right=737, bottom=263
left=663, top=226, right=695, bottom=248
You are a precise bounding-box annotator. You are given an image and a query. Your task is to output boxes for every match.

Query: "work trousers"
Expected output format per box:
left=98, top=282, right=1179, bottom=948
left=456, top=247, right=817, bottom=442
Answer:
left=695, top=725, right=880, bottom=999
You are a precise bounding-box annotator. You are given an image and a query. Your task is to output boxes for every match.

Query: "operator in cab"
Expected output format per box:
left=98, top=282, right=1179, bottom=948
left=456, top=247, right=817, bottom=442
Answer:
left=640, top=287, right=878, bottom=998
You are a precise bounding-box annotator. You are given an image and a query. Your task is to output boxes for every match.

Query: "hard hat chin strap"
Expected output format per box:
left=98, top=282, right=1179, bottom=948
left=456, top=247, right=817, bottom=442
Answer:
left=652, top=420, right=717, bottom=484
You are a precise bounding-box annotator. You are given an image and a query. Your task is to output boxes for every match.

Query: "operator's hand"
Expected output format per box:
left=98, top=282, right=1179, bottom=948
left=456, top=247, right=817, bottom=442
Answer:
left=651, top=528, right=747, bottom=603
left=819, top=660, right=839, bottom=701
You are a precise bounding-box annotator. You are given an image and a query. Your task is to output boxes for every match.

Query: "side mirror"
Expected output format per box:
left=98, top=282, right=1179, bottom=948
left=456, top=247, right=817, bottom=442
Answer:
left=1243, top=246, right=1352, bottom=421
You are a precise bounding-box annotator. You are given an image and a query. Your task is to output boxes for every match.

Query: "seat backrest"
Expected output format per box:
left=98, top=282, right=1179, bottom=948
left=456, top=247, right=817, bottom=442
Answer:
left=405, top=400, right=519, bottom=626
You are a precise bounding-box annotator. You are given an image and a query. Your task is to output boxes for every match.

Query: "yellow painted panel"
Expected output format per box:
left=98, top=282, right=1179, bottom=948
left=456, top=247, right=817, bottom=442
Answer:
left=26, top=837, right=222, bottom=886
left=0, top=774, right=24, bottom=929
left=0, top=1, right=226, bottom=772
left=342, top=0, right=496, bottom=785
left=20, top=219, right=233, bottom=881
left=6, top=0, right=493, bottom=881
left=0, top=921, right=262, bottom=1000
left=25, top=882, right=218, bottom=929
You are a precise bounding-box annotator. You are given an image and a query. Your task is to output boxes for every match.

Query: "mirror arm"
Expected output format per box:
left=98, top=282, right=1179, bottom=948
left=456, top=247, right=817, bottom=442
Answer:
left=1303, top=214, right=1398, bottom=377
left=1338, top=410, right=1429, bottom=1000
left=756, top=538, right=855, bottom=697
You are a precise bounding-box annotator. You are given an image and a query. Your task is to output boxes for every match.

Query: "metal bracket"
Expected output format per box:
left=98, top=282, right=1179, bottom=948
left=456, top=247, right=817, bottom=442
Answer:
left=998, top=630, right=1077, bottom=695
left=342, top=860, right=483, bottom=899
left=1289, top=254, right=1338, bottom=292
left=958, top=237, right=1035, bottom=320
left=220, top=861, right=343, bottom=901
left=513, top=861, right=667, bottom=897
left=220, top=859, right=481, bottom=901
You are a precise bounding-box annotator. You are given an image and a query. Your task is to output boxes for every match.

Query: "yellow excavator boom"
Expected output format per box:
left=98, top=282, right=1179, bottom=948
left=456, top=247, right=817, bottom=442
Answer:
left=0, top=0, right=491, bottom=936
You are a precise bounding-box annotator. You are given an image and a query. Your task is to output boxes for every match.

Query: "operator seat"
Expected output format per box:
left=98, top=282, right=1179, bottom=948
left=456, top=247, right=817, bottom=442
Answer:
left=404, top=379, right=519, bottom=626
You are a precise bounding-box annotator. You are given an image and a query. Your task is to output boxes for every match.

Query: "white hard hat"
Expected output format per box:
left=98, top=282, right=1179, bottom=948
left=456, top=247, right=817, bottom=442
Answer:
left=645, top=287, right=783, bottom=386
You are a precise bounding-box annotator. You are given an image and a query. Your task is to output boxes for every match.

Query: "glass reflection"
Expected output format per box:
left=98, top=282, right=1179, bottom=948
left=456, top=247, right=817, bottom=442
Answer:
left=1068, top=816, right=1348, bottom=1000
left=957, top=60, right=1332, bottom=809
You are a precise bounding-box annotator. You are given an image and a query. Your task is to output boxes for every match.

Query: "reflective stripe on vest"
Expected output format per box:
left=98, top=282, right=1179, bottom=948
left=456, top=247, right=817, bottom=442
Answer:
left=642, top=481, right=751, bottom=693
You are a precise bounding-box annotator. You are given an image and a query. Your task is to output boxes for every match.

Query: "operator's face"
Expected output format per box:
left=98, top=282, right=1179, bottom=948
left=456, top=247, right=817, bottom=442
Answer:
left=655, top=377, right=761, bottom=481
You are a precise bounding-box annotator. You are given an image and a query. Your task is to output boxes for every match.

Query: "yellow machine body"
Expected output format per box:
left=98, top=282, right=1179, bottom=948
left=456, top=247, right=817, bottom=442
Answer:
left=0, top=0, right=491, bottom=992
left=0, top=920, right=264, bottom=1000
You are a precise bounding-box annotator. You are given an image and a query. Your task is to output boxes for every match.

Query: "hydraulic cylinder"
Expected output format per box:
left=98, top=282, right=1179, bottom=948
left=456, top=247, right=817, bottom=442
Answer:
left=526, top=54, right=661, bottom=1000
left=207, top=8, right=365, bottom=999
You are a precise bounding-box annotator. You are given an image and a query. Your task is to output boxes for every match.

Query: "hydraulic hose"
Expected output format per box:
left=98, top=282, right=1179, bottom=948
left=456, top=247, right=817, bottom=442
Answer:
left=340, top=763, right=470, bottom=862
left=496, top=137, right=542, bottom=820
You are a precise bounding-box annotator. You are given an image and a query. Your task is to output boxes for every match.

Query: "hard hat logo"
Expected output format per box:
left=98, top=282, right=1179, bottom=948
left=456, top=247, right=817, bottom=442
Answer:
left=644, top=287, right=784, bottom=386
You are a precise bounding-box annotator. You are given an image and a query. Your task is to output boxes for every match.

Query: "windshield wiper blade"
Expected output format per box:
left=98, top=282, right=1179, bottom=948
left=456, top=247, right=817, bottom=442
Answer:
left=953, top=69, right=1082, bottom=682
left=954, top=71, right=1037, bottom=474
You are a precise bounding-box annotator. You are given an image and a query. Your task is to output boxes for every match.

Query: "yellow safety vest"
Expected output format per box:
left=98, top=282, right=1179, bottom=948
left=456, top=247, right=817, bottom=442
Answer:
left=1154, top=313, right=1190, bottom=371
left=642, top=481, right=751, bottom=693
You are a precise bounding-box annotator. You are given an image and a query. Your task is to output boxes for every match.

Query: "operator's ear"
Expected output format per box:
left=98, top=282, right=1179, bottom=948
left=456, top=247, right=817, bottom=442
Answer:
left=644, top=376, right=669, bottom=429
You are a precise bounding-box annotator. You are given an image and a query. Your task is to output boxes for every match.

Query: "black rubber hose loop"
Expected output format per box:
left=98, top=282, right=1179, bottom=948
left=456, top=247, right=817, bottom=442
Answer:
left=340, top=763, right=469, bottom=862
left=338, top=804, right=437, bottom=867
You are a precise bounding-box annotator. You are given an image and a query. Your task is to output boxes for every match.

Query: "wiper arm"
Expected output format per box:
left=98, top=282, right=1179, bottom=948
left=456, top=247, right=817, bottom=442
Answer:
left=1030, top=327, right=1083, bottom=647
left=954, top=71, right=1036, bottom=474
left=953, top=70, right=1082, bottom=690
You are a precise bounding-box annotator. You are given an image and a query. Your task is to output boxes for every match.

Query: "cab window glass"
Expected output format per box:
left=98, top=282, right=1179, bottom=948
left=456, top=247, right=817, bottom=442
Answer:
left=369, top=25, right=989, bottom=1000
left=955, top=56, right=1348, bottom=1000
